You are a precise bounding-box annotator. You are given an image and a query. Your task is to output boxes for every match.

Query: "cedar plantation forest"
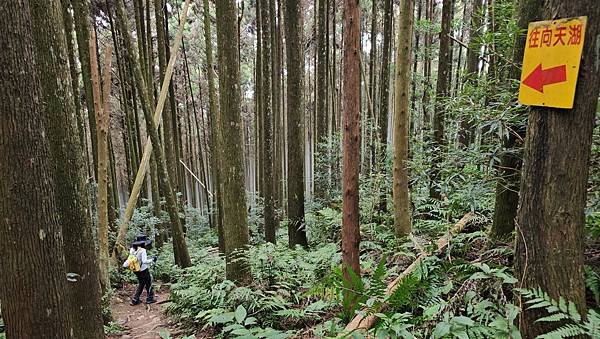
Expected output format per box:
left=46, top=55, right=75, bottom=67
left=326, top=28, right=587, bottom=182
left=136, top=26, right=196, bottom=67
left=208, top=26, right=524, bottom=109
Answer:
left=0, top=0, right=599, bottom=338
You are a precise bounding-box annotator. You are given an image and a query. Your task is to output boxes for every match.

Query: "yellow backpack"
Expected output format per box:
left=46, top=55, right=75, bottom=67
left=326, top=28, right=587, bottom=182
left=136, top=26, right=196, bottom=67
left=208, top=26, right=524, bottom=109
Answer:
left=127, top=250, right=141, bottom=272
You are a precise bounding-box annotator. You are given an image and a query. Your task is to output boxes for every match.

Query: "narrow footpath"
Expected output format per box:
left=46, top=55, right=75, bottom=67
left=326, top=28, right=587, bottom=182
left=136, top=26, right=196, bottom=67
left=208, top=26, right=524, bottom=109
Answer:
left=109, top=284, right=181, bottom=339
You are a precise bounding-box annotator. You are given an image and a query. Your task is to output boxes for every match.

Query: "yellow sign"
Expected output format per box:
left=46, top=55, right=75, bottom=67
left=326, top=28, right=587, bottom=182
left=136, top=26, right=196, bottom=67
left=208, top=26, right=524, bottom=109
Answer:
left=518, top=17, right=587, bottom=109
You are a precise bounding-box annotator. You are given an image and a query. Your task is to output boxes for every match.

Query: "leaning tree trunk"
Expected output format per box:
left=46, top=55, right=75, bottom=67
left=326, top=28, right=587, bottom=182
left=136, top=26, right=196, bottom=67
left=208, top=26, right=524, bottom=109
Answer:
left=114, top=0, right=192, bottom=268
left=215, top=0, right=252, bottom=284
left=0, top=2, right=74, bottom=337
left=341, top=0, right=361, bottom=310
left=284, top=0, right=309, bottom=248
left=515, top=2, right=600, bottom=337
left=490, top=0, right=543, bottom=241
left=392, top=0, right=414, bottom=238
left=29, top=0, right=106, bottom=335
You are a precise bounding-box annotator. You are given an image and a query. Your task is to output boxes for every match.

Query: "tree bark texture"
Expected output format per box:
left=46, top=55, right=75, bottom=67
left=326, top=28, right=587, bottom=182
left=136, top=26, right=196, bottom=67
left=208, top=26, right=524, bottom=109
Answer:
left=215, top=0, right=252, bottom=284
left=342, top=0, right=361, bottom=307
left=393, top=0, right=414, bottom=238
left=260, top=0, right=276, bottom=244
left=490, top=0, right=543, bottom=241
left=429, top=0, right=453, bottom=200
left=284, top=0, right=309, bottom=248
left=0, top=1, right=74, bottom=337
left=30, top=0, right=106, bottom=335
left=515, top=2, right=600, bottom=337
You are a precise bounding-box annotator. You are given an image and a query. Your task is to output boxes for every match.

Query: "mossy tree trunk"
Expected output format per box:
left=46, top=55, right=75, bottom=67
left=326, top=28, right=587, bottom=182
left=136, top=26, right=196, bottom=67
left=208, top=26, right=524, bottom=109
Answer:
left=515, top=2, right=600, bottom=336
left=284, top=0, right=309, bottom=248
left=202, top=0, right=225, bottom=251
left=392, top=0, right=414, bottom=238
left=0, top=1, right=75, bottom=337
left=30, top=0, right=106, bottom=334
left=72, top=0, right=98, bottom=178
left=260, top=0, right=276, bottom=244
left=215, top=0, right=252, bottom=284
left=114, top=0, right=192, bottom=268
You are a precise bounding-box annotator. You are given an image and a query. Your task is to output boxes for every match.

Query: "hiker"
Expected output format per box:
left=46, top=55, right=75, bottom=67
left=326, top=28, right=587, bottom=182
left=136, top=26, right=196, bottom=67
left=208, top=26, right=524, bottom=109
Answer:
left=122, top=234, right=158, bottom=305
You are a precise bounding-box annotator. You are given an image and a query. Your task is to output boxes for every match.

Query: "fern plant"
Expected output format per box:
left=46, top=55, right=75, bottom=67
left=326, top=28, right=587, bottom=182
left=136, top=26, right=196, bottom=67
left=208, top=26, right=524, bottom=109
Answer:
left=519, top=287, right=600, bottom=338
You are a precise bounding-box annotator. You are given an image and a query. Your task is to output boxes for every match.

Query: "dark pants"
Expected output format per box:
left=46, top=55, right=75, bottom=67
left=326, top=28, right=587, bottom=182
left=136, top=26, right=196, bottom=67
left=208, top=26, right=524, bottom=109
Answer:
left=132, top=269, right=155, bottom=303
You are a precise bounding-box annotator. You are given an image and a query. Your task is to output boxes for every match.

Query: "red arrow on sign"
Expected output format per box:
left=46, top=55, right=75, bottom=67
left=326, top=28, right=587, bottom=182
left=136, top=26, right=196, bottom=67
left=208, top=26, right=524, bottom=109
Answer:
left=522, top=63, right=567, bottom=93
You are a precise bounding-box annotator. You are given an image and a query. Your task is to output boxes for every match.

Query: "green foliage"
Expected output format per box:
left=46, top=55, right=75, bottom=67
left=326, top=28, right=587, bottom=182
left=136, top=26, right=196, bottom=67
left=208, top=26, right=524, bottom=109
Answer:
left=519, top=287, right=600, bottom=338
left=586, top=265, right=600, bottom=306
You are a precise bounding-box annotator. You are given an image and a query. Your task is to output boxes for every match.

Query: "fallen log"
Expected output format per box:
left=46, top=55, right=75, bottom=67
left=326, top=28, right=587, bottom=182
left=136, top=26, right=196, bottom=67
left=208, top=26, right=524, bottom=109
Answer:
left=342, top=212, right=474, bottom=334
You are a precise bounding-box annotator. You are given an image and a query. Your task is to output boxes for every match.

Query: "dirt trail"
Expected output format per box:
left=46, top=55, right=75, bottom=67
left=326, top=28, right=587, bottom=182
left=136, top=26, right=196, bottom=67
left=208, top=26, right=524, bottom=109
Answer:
left=109, top=283, right=181, bottom=339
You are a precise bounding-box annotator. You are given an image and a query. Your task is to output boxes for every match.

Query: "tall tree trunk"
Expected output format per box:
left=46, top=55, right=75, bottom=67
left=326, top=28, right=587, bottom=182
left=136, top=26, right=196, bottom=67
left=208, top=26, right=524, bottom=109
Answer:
left=114, top=0, right=192, bottom=268
left=215, top=0, right=252, bottom=284
left=60, top=0, right=86, bottom=150
left=342, top=0, right=361, bottom=309
left=421, top=0, right=435, bottom=130
left=515, top=4, right=599, bottom=336
left=0, top=2, right=74, bottom=337
left=89, top=28, right=113, bottom=295
left=315, top=0, right=329, bottom=201
left=156, top=0, right=179, bottom=202
left=72, top=0, right=98, bottom=178
left=202, top=0, right=225, bottom=251
left=284, top=0, right=309, bottom=248
left=272, top=0, right=283, bottom=213
left=377, top=0, right=393, bottom=212
left=490, top=0, right=542, bottom=240
left=368, top=0, right=378, bottom=169
left=458, top=0, right=483, bottom=147
left=30, top=0, right=106, bottom=334
left=429, top=0, right=453, bottom=201
left=260, top=0, right=276, bottom=244
left=393, top=0, right=414, bottom=238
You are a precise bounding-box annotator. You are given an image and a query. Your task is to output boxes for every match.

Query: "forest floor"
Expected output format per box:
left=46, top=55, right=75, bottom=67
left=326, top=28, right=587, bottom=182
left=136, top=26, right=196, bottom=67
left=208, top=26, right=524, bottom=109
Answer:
left=109, top=283, right=181, bottom=339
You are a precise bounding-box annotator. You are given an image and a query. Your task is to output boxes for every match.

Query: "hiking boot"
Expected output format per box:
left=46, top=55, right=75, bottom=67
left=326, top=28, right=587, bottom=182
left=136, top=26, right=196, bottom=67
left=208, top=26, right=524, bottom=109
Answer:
left=146, top=297, right=157, bottom=304
left=130, top=299, right=141, bottom=306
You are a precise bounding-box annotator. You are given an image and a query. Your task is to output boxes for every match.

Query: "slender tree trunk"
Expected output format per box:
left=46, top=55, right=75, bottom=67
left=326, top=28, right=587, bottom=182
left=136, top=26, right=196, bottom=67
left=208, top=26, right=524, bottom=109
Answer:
left=260, top=0, right=276, bottom=243
left=422, top=0, right=435, bottom=129
left=284, top=0, right=309, bottom=248
left=376, top=0, right=393, bottom=212
left=490, top=0, right=542, bottom=240
left=393, top=0, right=414, bottom=238
left=429, top=0, right=453, bottom=201
left=515, top=4, right=599, bottom=336
left=60, top=0, right=86, bottom=150
left=272, top=0, right=283, bottom=213
left=72, top=0, right=98, bottom=178
left=89, top=28, right=113, bottom=295
left=202, top=0, right=225, bottom=251
left=315, top=0, right=330, bottom=201
left=458, top=0, right=483, bottom=147
left=0, top=2, right=75, bottom=336
left=114, top=0, right=192, bottom=268
left=342, top=0, right=361, bottom=309
left=215, top=0, right=252, bottom=284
